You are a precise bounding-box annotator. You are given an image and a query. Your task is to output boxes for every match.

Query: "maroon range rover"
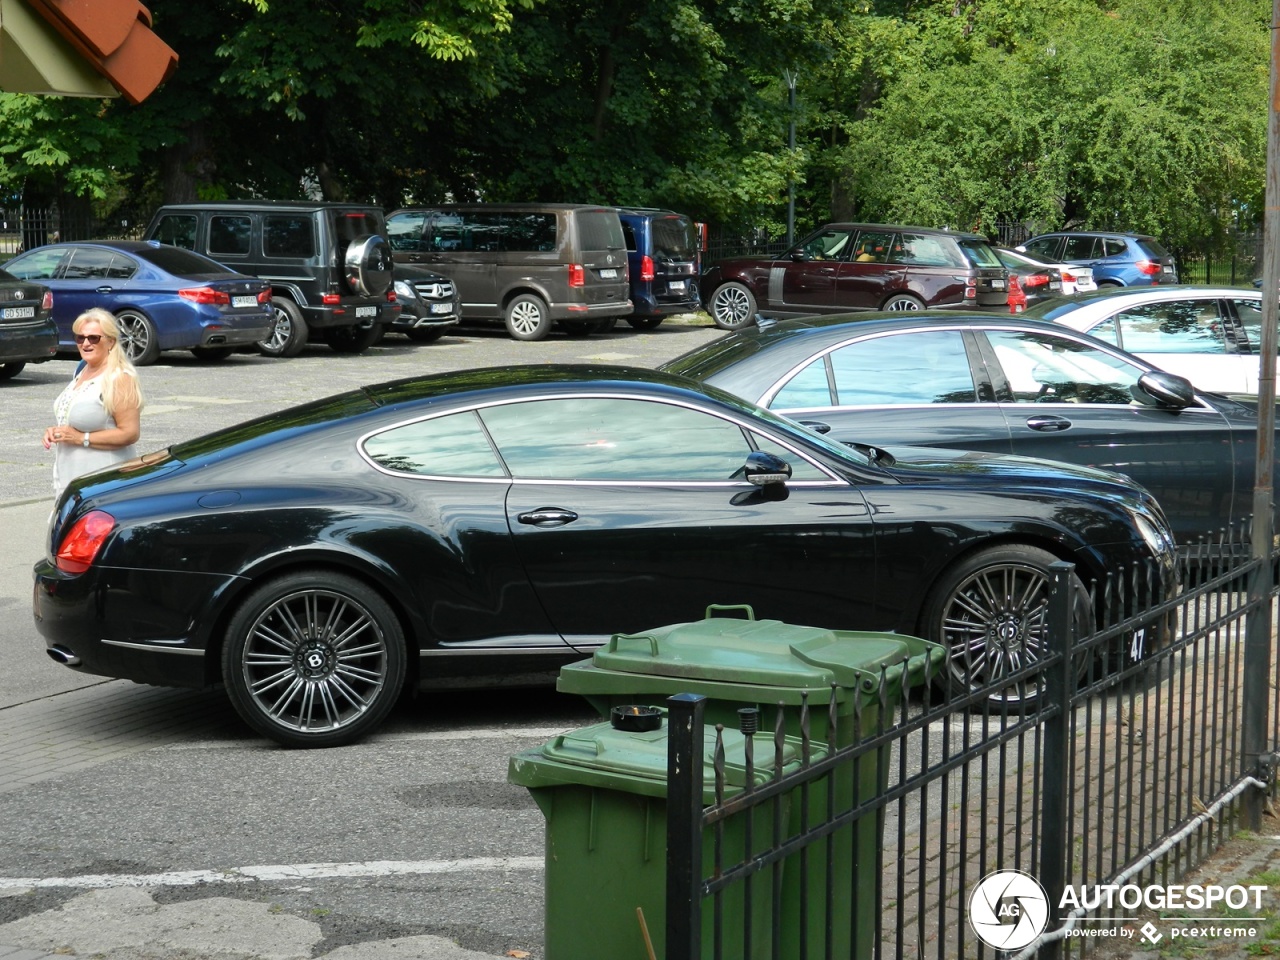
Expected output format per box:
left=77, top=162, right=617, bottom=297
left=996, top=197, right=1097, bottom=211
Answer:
left=701, top=223, right=1010, bottom=329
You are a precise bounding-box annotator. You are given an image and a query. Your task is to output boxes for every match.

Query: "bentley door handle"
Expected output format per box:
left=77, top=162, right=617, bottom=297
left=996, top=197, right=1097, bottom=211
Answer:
left=517, top=508, right=579, bottom=527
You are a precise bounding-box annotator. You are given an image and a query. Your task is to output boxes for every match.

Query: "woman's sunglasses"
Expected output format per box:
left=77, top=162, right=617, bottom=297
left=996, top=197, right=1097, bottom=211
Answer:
left=74, top=334, right=105, bottom=345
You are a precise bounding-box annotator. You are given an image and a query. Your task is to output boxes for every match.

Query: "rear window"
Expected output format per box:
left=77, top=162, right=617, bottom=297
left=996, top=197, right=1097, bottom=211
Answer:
left=651, top=216, right=696, bottom=260
left=328, top=210, right=385, bottom=245
left=956, top=239, right=1002, bottom=269
left=1137, top=237, right=1172, bottom=259
left=577, top=210, right=625, bottom=251
left=135, top=245, right=235, bottom=277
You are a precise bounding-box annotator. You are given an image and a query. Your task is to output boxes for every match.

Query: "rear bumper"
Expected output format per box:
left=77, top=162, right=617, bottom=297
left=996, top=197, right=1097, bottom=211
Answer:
left=0, top=322, right=58, bottom=363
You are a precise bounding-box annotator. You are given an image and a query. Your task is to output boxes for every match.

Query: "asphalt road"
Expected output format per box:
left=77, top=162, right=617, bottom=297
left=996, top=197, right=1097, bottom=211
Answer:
left=0, top=316, right=725, bottom=960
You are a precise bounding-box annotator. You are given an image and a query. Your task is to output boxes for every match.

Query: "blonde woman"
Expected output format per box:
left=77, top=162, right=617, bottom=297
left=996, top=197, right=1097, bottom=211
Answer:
left=43, top=308, right=145, bottom=498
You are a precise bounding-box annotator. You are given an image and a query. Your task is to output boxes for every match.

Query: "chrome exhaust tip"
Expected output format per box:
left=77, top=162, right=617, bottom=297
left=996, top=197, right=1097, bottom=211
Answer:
left=46, top=645, right=81, bottom=666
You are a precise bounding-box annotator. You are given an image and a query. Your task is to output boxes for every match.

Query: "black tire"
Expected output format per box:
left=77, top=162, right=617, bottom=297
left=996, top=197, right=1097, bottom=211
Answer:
left=258, top=299, right=308, bottom=358
left=627, top=316, right=663, bottom=331
left=504, top=294, right=552, bottom=341
left=1097, top=280, right=1123, bottom=288
left=343, top=235, right=394, bottom=297
left=190, top=346, right=234, bottom=361
left=327, top=322, right=382, bottom=354
left=115, top=309, right=160, bottom=365
left=882, top=294, right=924, bottom=312
left=708, top=282, right=757, bottom=330
left=0, top=362, right=25, bottom=380
left=921, top=545, right=1090, bottom=710
left=221, top=570, right=408, bottom=748
left=406, top=327, right=445, bottom=343
left=560, top=319, right=599, bottom=337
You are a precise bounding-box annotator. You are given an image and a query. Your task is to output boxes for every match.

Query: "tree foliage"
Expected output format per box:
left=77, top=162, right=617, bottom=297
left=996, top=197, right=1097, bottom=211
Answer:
left=0, top=0, right=1268, bottom=250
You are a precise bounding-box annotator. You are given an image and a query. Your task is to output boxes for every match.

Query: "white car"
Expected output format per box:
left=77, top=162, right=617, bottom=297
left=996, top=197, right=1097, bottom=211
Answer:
left=1025, top=285, right=1265, bottom=395
left=997, top=246, right=1095, bottom=295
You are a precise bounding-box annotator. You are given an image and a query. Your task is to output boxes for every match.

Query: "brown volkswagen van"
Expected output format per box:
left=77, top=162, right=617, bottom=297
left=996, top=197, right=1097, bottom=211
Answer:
left=386, top=204, right=632, bottom=341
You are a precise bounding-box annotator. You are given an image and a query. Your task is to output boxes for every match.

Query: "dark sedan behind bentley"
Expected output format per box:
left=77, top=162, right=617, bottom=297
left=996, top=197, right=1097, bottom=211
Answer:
left=0, top=269, right=56, bottom=380
left=662, top=312, right=1268, bottom=548
left=34, top=366, right=1175, bottom=747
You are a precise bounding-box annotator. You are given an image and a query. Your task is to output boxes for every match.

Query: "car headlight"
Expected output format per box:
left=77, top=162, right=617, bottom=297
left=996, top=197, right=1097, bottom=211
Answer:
left=394, top=280, right=417, bottom=300
left=1130, top=509, right=1175, bottom=557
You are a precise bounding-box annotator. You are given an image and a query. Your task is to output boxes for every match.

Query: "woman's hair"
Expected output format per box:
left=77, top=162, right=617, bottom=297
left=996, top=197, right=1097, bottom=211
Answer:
left=73, top=308, right=145, bottom=418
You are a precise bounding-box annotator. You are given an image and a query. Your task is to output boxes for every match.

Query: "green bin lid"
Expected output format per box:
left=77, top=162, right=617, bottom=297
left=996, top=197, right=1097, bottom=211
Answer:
left=508, top=711, right=808, bottom=801
left=589, top=606, right=926, bottom=694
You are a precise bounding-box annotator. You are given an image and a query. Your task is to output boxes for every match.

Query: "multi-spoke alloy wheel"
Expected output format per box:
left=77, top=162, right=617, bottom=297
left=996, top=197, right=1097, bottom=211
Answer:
left=924, top=545, right=1089, bottom=710
left=223, top=571, right=406, bottom=747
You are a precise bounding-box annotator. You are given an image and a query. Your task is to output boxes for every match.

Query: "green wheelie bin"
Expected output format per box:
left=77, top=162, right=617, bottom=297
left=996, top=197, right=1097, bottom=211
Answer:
left=556, top=604, right=945, bottom=960
left=509, top=706, right=818, bottom=960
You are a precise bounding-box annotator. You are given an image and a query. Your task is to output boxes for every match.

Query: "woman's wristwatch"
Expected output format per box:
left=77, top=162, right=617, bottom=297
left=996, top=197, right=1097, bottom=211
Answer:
left=82, top=431, right=90, bottom=447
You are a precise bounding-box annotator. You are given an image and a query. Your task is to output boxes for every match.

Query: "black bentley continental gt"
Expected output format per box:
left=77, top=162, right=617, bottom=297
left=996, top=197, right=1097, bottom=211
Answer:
left=34, top=366, right=1176, bottom=747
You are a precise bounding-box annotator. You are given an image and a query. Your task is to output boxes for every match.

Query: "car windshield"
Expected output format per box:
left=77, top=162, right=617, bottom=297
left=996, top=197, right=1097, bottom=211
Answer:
left=134, top=245, right=236, bottom=277
left=651, top=216, right=697, bottom=260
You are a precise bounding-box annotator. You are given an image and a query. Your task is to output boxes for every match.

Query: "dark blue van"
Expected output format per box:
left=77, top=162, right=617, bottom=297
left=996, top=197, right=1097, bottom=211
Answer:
left=616, top=207, right=700, bottom=329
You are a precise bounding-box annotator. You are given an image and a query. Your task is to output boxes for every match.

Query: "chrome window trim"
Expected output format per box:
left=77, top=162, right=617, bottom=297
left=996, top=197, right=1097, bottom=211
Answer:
left=102, top=639, right=204, bottom=656
left=357, top=390, right=847, bottom=484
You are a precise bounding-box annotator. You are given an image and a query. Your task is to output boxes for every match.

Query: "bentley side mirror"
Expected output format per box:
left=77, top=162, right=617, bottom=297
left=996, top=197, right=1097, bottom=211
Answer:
left=743, top=451, right=792, bottom=486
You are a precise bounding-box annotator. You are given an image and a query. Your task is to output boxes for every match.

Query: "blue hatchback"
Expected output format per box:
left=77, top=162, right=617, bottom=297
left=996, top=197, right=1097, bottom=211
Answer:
left=3, top=240, right=273, bottom=365
left=1019, top=231, right=1178, bottom=287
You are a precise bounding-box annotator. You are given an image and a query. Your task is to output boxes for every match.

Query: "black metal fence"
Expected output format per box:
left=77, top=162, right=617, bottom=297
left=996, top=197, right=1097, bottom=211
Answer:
left=0, top=206, right=146, bottom=257
left=665, top=526, right=1278, bottom=959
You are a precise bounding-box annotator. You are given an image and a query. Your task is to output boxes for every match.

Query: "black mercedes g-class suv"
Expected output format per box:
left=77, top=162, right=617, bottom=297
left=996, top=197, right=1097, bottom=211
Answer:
left=144, top=201, right=397, bottom=357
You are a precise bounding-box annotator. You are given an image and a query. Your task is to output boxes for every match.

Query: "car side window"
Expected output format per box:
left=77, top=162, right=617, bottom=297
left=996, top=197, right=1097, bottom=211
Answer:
left=1024, top=237, right=1062, bottom=259
left=62, top=247, right=120, bottom=280
left=1062, top=236, right=1099, bottom=260
left=479, top=398, right=756, bottom=481
left=504, top=213, right=558, bottom=252
left=1230, top=299, right=1266, bottom=354
left=851, top=231, right=894, bottom=263
left=1101, top=238, right=1129, bottom=257
left=986, top=329, right=1144, bottom=404
left=772, top=358, right=834, bottom=408
left=264, top=216, right=316, bottom=258
left=798, top=228, right=855, bottom=262
left=823, top=331, right=976, bottom=405
left=1113, top=301, right=1228, bottom=355
left=209, top=216, right=252, bottom=256
left=363, top=411, right=506, bottom=478
left=889, top=234, right=965, bottom=268
left=7, top=247, right=67, bottom=280
left=152, top=215, right=197, bottom=250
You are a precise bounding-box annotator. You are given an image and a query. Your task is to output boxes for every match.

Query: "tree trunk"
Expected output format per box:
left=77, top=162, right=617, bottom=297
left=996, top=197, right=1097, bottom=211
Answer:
left=160, top=122, right=215, bottom=203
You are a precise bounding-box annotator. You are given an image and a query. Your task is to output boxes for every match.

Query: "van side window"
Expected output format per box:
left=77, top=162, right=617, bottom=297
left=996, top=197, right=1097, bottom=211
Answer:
left=504, top=213, right=557, bottom=252
left=209, top=216, right=251, bottom=256
left=462, top=212, right=504, bottom=253
left=387, top=212, right=426, bottom=251
left=264, top=216, right=316, bottom=258
left=152, top=215, right=197, bottom=250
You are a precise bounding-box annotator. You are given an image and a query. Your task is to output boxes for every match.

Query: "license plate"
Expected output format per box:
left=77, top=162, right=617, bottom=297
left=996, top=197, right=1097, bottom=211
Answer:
left=1, top=306, right=35, bottom=319
left=356, top=306, right=378, bottom=318
left=1049, top=281, right=1061, bottom=290
left=669, top=280, right=686, bottom=293
left=231, top=295, right=257, bottom=308
left=600, top=268, right=618, bottom=279
left=991, top=279, right=1006, bottom=290
left=1162, top=264, right=1174, bottom=273
left=431, top=302, right=454, bottom=314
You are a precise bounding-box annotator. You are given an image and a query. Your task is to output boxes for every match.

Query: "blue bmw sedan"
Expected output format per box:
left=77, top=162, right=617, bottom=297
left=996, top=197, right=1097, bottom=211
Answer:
left=3, top=240, right=273, bottom=365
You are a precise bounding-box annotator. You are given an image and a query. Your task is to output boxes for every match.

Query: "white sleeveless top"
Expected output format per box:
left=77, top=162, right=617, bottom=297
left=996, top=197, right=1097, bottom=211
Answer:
left=52, top=368, right=138, bottom=498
